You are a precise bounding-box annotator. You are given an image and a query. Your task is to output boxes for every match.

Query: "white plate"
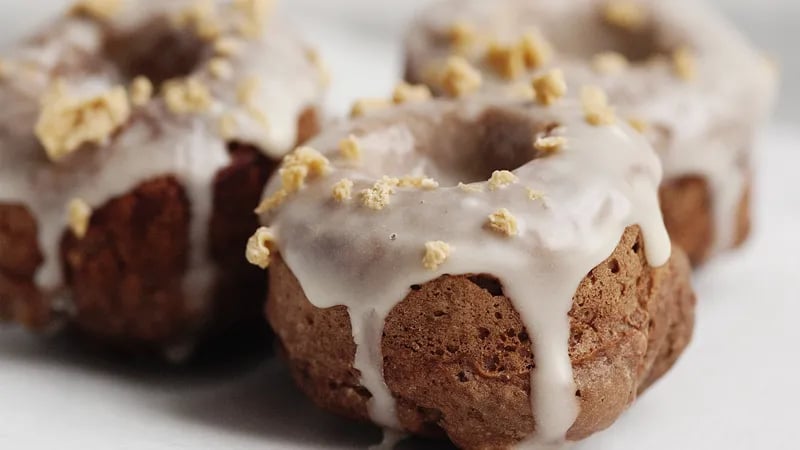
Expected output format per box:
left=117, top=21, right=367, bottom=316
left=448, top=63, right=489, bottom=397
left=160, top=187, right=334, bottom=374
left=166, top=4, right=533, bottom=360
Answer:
left=1, top=1, right=798, bottom=449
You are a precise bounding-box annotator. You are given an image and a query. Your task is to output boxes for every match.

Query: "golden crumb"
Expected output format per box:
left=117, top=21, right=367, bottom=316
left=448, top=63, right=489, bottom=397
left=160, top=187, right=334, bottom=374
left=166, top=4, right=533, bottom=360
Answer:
left=627, top=117, right=649, bottom=133
left=487, top=208, right=519, bottom=236
left=232, top=0, right=274, bottom=38
left=532, top=69, right=567, bottom=106
left=279, top=164, right=309, bottom=194
left=214, top=37, right=243, bottom=57
left=508, top=82, right=536, bottom=101
left=486, top=41, right=526, bottom=80
left=218, top=113, right=238, bottom=139
left=350, top=98, right=392, bottom=118
left=306, top=48, right=332, bottom=87
left=488, top=170, right=519, bottom=191
left=534, top=135, right=567, bottom=153
left=245, top=226, right=276, bottom=269
left=398, top=175, right=439, bottom=190
left=360, top=176, right=399, bottom=211
left=423, top=241, right=451, bottom=271
left=592, top=51, right=629, bottom=74
left=392, top=82, right=433, bottom=104
left=208, top=57, right=233, bottom=80
left=602, top=0, right=648, bottom=31
left=458, top=182, right=484, bottom=193
left=520, top=30, right=552, bottom=69
left=339, top=135, right=362, bottom=161
left=245, top=104, right=270, bottom=129
left=581, top=85, right=617, bottom=126
left=672, top=46, right=696, bottom=81
left=129, top=76, right=153, bottom=106
left=254, top=188, right=288, bottom=214
left=440, top=56, right=482, bottom=97
left=163, top=78, right=212, bottom=114
left=67, top=198, right=92, bottom=239
left=236, top=76, right=261, bottom=106
left=36, top=85, right=131, bottom=162
left=526, top=188, right=545, bottom=201
left=173, top=0, right=221, bottom=40
left=447, top=20, right=476, bottom=52
left=332, top=178, right=354, bottom=202
left=70, top=0, right=122, bottom=20
left=283, top=146, right=330, bottom=178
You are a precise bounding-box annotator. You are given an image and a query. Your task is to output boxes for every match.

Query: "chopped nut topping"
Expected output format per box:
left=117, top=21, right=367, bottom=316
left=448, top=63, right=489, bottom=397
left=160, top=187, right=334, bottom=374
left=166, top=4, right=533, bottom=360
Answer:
left=447, top=20, right=476, bottom=52
left=592, top=51, right=629, bottom=74
left=173, top=0, right=221, bottom=40
left=163, top=78, right=212, bottom=114
left=279, top=164, right=309, bottom=194
left=488, top=170, right=519, bottom=191
left=350, top=98, right=391, bottom=118
left=218, top=113, right=238, bottom=139
left=129, top=76, right=153, bottom=106
left=245, top=226, right=276, bottom=269
left=627, top=117, right=649, bottom=133
left=532, top=69, right=567, bottom=106
left=254, top=188, right=288, bottom=214
left=392, top=82, right=433, bottom=104
left=486, top=41, right=526, bottom=80
left=236, top=76, right=261, bottom=106
left=423, top=241, right=451, bottom=270
left=70, top=0, right=122, bottom=20
left=602, top=0, right=648, bottom=31
left=672, top=46, right=696, bottom=81
left=360, top=176, right=399, bottom=211
left=332, top=178, right=354, bottom=202
left=214, top=37, right=243, bottom=57
left=67, top=198, right=92, bottom=239
left=208, top=57, right=233, bottom=80
left=458, top=182, right=484, bottom=193
left=487, top=208, right=519, bottom=236
left=232, top=0, right=274, bottom=38
left=440, top=56, right=482, bottom=97
left=36, top=85, right=131, bottom=162
left=526, top=188, right=545, bottom=201
left=398, top=175, right=439, bottom=190
left=581, top=86, right=617, bottom=126
left=534, top=135, right=567, bottom=153
left=520, top=30, right=552, bottom=69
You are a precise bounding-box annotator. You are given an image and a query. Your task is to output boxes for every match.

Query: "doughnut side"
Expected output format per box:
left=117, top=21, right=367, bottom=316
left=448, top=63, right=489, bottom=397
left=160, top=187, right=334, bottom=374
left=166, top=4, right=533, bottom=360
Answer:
left=266, top=226, right=696, bottom=448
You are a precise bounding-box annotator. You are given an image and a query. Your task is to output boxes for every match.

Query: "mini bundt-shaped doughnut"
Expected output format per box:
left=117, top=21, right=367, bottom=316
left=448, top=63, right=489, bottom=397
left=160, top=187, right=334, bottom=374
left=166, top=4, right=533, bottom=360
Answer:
left=0, top=0, right=327, bottom=357
left=253, top=97, right=697, bottom=448
left=404, top=0, right=777, bottom=265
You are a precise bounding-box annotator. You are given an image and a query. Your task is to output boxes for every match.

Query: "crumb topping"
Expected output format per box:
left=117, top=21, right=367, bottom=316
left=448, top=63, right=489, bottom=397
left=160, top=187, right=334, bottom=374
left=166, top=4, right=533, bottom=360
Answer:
left=232, top=0, right=274, bottom=38
left=520, top=30, right=552, bottom=69
left=508, top=82, right=536, bottom=101
left=218, top=113, right=238, bottom=139
left=423, top=241, right=451, bottom=270
left=283, top=146, right=331, bottom=178
left=440, top=56, right=482, bottom=97
left=532, top=69, right=567, bottom=106
left=70, top=0, right=122, bottom=20
left=339, top=134, right=362, bottom=161
left=67, top=198, right=92, bottom=239
left=214, top=37, right=243, bottom=57
left=672, top=46, right=696, bottom=81
left=173, top=0, right=221, bottom=40
left=488, top=170, right=519, bottom=191
left=306, top=48, right=332, bottom=87
left=526, top=188, right=545, bottom=201
left=245, top=226, right=276, bottom=269
left=360, top=176, right=400, bottom=211
left=534, top=135, right=567, bottom=153
left=581, top=86, right=617, bottom=126
left=245, top=104, right=270, bottom=130
left=487, top=208, right=519, bottom=236
left=332, top=178, right=354, bottom=202
left=447, top=20, right=477, bottom=52
left=602, top=0, right=648, bottom=31
left=458, top=182, right=484, bottom=193
left=350, top=98, right=391, bottom=118
left=36, top=84, right=131, bottom=162
left=592, top=51, right=629, bottom=74
left=627, top=117, right=649, bottom=133
left=279, top=164, right=309, bottom=194
left=208, top=57, right=233, bottom=80
left=236, top=76, right=261, bottom=106
left=163, top=78, right=212, bottom=114
left=129, top=76, right=153, bottom=106
left=486, top=41, right=526, bottom=80
left=398, top=175, right=439, bottom=190
left=254, top=188, right=288, bottom=214
left=392, top=82, right=433, bottom=104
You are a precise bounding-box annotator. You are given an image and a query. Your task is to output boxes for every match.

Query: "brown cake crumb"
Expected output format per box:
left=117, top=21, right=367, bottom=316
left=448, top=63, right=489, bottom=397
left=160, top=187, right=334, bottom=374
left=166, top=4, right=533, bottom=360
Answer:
left=486, top=41, right=526, bottom=80
left=70, top=0, right=122, bottom=20
left=593, top=51, right=629, bottom=74
left=672, top=47, right=696, bottom=81
left=67, top=198, right=92, bottom=239
left=163, top=77, right=213, bottom=114
left=393, top=82, right=433, bottom=104
left=488, top=170, right=519, bottom=191
left=534, top=135, right=567, bottom=153
left=129, top=76, right=153, bottom=106
left=602, top=0, right=648, bottom=31
left=350, top=98, right=392, bottom=118
left=532, top=69, right=567, bottom=106
left=245, top=226, right=275, bottom=269
left=36, top=84, right=131, bottom=161
left=339, top=135, right=362, bottom=161
left=520, top=30, right=552, bottom=69
left=360, top=176, right=400, bottom=211
left=332, top=179, right=354, bottom=202
left=440, top=56, right=482, bottom=97
left=487, top=208, right=519, bottom=236
left=422, top=241, right=451, bottom=270
left=581, top=86, right=617, bottom=126
left=208, top=57, right=233, bottom=80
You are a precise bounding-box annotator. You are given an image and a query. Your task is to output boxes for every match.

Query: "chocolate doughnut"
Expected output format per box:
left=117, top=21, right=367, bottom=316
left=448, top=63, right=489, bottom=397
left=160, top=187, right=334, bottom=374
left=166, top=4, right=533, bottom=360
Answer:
left=252, top=97, right=696, bottom=448
left=404, top=0, right=778, bottom=264
left=0, top=0, right=327, bottom=358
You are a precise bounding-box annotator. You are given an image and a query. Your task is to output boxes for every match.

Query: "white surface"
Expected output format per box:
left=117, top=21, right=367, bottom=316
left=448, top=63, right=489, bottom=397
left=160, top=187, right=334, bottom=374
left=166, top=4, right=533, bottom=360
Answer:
left=1, top=1, right=799, bottom=449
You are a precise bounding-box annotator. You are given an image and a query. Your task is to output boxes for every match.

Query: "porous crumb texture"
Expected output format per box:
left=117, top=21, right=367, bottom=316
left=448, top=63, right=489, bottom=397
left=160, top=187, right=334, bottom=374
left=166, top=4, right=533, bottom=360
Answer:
left=267, top=227, right=696, bottom=449
left=0, top=109, right=319, bottom=353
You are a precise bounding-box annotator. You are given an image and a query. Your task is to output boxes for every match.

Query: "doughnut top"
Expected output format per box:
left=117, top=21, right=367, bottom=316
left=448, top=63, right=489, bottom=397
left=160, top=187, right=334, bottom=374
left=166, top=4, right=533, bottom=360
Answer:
left=254, top=98, right=671, bottom=445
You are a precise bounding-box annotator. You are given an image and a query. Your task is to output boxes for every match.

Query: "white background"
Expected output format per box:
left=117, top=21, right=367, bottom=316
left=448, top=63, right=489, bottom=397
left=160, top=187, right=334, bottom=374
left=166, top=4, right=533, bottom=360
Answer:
left=0, top=1, right=798, bottom=449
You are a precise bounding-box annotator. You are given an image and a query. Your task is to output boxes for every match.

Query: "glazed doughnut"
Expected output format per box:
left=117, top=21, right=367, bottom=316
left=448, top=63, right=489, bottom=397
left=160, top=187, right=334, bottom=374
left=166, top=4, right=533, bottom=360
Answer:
left=253, top=97, right=696, bottom=448
left=404, top=0, right=778, bottom=264
left=0, top=0, right=327, bottom=357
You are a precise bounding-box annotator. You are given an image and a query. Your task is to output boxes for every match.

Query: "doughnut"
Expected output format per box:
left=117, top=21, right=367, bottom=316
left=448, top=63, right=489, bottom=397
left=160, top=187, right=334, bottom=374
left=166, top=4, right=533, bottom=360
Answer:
left=404, top=0, right=778, bottom=265
left=252, top=97, right=696, bottom=448
left=0, top=0, right=327, bottom=357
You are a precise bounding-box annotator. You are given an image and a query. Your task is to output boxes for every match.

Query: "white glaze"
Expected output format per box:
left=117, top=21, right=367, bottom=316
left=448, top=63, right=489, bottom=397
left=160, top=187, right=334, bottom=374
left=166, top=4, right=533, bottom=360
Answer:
left=0, top=2, right=324, bottom=323
left=405, top=0, right=777, bottom=254
left=260, top=99, right=671, bottom=448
